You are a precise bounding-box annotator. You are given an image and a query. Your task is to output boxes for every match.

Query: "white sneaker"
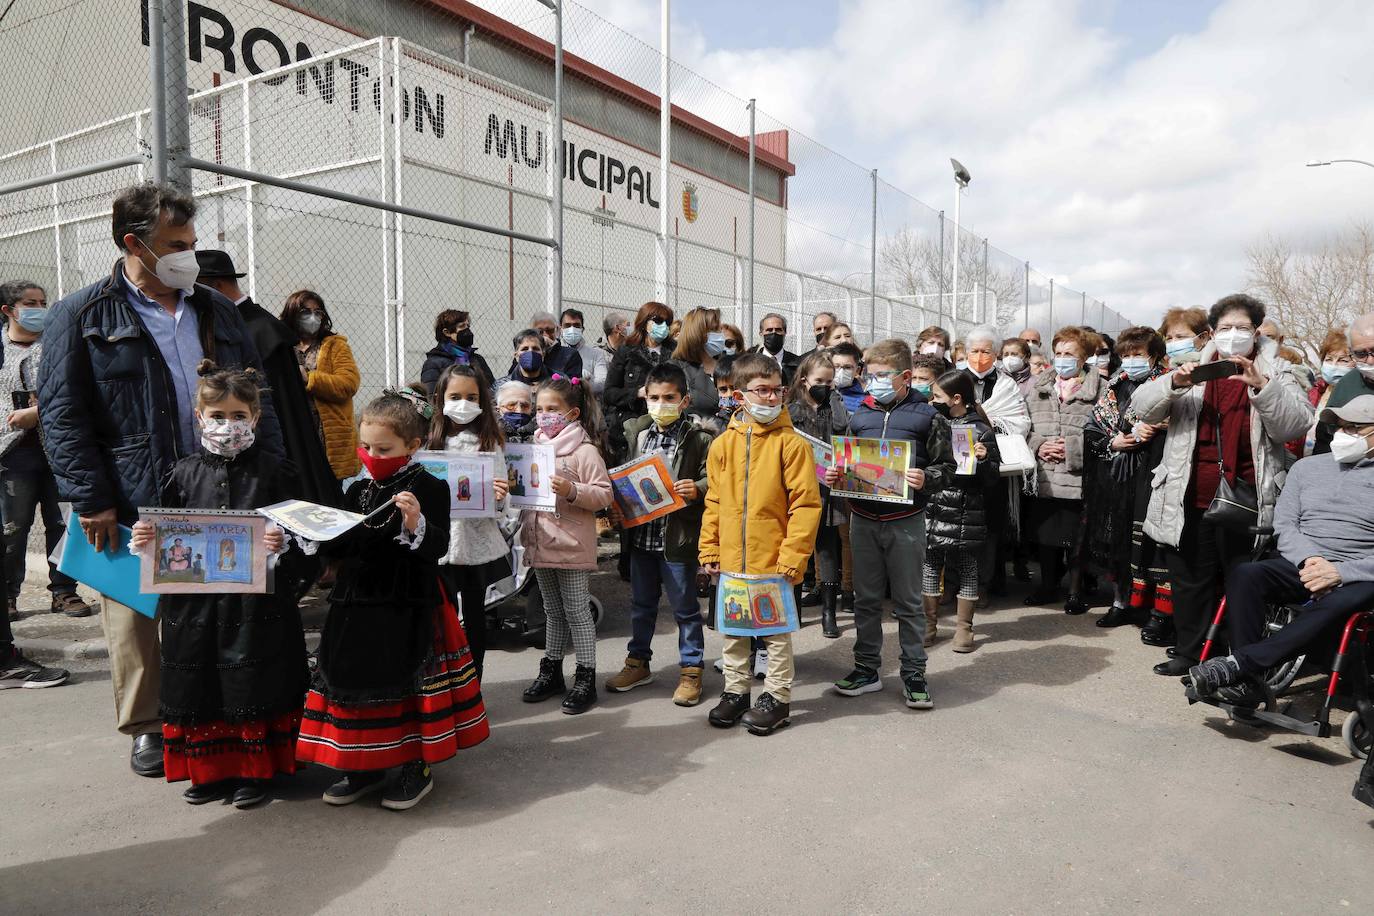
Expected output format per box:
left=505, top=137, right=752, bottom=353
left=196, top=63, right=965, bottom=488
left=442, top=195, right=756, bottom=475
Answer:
left=713, top=657, right=724, bottom=673
left=753, top=650, right=768, bottom=680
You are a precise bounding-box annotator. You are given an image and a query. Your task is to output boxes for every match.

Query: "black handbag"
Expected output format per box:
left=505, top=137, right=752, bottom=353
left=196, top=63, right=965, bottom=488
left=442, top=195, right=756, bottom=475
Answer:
left=1201, top=403, right=1259, bottom=529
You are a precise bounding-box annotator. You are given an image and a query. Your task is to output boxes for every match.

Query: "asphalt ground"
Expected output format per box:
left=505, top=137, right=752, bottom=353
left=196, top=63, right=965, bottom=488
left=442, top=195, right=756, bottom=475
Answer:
left=4, top=551, right=1373, bottom=914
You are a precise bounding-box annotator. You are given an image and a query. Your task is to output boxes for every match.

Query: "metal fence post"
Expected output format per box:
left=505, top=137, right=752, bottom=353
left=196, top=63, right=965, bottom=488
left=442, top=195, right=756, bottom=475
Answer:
left=553, top=0, right=565, bottom=319
left=1048, top=278, right=1055, bottom=329
left=1023, top=261, right=1030, bottom=330
left=937, top=210, right=945, bottom=330
left=980, top=236, right=988, bottom=327
left=655, top=0, right=668, bottom=304
left=870, top=168, right=877, bottom=342
left=163, top=0, right=189, bottom=189
left=1081, top=290, right=1086, bottom=325
left=147, top=0, right=167, bottom=183
left=746, top=98, right=756, bottom=340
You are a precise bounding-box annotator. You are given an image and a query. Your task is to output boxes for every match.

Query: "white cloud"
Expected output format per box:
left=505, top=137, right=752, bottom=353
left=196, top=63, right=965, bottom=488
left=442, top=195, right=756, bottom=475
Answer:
left=567, top=0, right=1374, bottom=322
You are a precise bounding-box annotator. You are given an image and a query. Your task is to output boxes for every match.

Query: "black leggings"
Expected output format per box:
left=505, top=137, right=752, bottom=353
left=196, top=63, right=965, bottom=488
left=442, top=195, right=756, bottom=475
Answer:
left=440, top=564, right=489, bottom=680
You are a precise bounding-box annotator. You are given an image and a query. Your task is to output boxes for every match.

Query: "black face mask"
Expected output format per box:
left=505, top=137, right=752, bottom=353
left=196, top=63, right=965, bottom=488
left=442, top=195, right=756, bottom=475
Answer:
left=932, top=401, right=953, bottom=419
left=454, top=328, right=474, bottom=348
left=808, top=384, right=833, bottom=406
left=815, top=330, right=828, bottom=344
left=763, top=332, right=785, bottom=354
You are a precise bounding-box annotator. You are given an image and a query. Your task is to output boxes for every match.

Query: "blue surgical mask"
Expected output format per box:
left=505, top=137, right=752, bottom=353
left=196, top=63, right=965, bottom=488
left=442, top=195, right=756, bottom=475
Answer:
left=955, top=360, right=969, bottom=371
left=914, top=381, right=933, bottom=398
left=647, top=320, right=670, bottom=342
left=1120, top=356, right=1151, bottom=381
left=1053, top=356, right=1080, bottom=379
left=1166, top=338, right=1197, bottom=360
left=1322, top=363, right=1352, bottom=385
left=14, top=307, right=45, bottom=333
left=867, top=376, right=898, bottom=405
left=704, top=331, right=727, bottom=357
left=560, top=326, right=584, bottom=348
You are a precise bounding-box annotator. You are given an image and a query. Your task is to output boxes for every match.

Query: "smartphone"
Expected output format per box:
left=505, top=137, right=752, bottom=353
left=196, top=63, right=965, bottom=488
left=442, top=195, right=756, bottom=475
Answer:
left=11, top=390, right=31, bottom=411
left=1187, top=360, right=1242, bottom=384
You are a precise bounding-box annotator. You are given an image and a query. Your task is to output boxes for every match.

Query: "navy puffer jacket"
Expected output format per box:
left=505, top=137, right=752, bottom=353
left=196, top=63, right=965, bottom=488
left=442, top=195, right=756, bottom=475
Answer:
left=38, top=261, right=283, bottom=525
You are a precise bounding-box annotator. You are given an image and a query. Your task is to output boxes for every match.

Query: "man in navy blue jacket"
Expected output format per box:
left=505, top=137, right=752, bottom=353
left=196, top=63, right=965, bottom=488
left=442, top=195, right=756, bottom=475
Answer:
left=824, top=338, right=937, bottom=709
left=38, top=182, right=282, bottom=778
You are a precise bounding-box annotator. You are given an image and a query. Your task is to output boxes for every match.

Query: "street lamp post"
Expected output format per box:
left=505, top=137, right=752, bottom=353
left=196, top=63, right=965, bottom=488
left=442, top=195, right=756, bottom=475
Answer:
left=1306, top=159, right=1374, bottom=170
left=949, top=158, right=970, bottom=327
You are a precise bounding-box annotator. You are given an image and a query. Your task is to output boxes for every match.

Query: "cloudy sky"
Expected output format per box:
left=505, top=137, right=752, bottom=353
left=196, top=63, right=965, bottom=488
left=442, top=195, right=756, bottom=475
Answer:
left=553, top=0, right=1374, bottom=324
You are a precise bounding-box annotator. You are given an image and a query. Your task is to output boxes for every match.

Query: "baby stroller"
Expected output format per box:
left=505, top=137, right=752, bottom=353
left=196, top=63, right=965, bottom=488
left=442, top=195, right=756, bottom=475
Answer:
left=481, top=514, right=603, bottom=650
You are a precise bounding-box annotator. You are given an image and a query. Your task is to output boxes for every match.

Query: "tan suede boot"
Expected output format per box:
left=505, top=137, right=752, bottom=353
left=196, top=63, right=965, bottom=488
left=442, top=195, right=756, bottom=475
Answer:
left=922, top=595, right=940, bottom=647
left=952, top=597, right=976, bottom=653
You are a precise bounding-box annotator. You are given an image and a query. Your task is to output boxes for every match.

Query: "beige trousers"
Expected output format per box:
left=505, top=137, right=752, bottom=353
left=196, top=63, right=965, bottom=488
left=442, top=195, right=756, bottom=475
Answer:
left=722, top=631, right=795, bottom=703
left=100, top=596, right=161, bottom=736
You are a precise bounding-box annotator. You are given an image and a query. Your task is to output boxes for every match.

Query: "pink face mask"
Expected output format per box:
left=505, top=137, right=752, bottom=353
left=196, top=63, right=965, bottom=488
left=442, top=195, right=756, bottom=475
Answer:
left=536, top=412, right=571, bottom=437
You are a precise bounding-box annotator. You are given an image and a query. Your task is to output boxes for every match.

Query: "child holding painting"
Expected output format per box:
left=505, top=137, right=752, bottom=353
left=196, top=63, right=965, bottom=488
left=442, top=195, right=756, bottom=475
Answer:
left=297, top=386, right=488, bottom=811
left=921, top=370, right=1002, bottom=652
left=129, top=361, right=308, bottom=809
left=428, top=363, right=510, bottom=680
left=519, top=375, right=613, bottom=715
left=701, top=353, right=821, bottom=735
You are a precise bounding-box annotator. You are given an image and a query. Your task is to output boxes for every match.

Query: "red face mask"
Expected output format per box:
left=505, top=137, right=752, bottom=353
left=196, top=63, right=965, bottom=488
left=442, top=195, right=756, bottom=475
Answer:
left=357, top=446, right=410, bottom=482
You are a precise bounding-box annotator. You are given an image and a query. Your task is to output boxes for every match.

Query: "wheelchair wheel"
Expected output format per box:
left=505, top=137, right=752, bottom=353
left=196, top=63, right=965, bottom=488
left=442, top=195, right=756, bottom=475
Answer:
left=1259, top=603, right=1305, bottom=694
left=589, top=595, right=604, bottom=627
left=1343, top=711, right=1371, bottom=760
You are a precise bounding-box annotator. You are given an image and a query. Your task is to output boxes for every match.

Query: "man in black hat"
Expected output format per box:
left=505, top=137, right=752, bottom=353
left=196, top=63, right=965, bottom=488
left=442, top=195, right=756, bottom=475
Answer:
left=196, top=251, right=340, bottom=509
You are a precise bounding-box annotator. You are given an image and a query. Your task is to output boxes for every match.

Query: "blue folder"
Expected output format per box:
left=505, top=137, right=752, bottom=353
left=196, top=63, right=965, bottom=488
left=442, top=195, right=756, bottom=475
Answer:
left=54, top=512, right=159, bottom=618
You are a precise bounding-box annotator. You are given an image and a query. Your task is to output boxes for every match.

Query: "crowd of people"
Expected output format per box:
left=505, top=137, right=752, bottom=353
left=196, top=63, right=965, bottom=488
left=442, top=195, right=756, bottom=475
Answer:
left=2, top=181, right=1371, bottom=813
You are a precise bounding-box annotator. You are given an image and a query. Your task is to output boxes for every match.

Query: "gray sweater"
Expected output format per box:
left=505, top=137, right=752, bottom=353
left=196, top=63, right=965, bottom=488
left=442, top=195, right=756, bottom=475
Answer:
left=1274, top=454, right=1374, bottom=584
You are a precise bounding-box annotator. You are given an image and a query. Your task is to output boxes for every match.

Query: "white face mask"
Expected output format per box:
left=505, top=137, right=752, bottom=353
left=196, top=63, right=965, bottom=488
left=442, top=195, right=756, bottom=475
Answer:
left=1359, top=363, right=1374, bottom=382
left=1001, top=356, right=1025, bottom=374
left=744, top=399, right=782, bottom=425
left=1331, top=430, right=1372, bottom=464
left=199, top=417, right=256, bottom=457
left=561, top=326, right=584, bottom=348
left=443, top=399, right=483, bottom=425
left=833, top=367, right=855, bottom=388
left=1214, top=329, right=1255, bottom=358
left=139, top=239, right=199, bottom=291
left=920, top=343, right=945, bottom=357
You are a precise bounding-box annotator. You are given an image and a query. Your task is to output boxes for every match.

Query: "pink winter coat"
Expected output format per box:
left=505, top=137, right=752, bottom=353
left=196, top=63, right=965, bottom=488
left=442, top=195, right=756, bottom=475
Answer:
left=520, top=422, right=612, bottom=570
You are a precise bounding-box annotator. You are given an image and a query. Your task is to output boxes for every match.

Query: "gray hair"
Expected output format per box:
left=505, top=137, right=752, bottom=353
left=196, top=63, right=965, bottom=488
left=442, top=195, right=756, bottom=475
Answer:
left=759, top=312, right=788, bottom=331
left=602, top=310, right=629, bottom=337
left=528, top=311, right=556, bottom=327
left=111, top=182, right=196, bottom=252
left=0, top=280, right=44, bottom=308
left=494, top=379, right=533, bottom=405
left=1350, top=313, right=1374, bottom=347
left=512, top=328, right=545, bottom=351
left=965, top=324, right=1001, bottom=348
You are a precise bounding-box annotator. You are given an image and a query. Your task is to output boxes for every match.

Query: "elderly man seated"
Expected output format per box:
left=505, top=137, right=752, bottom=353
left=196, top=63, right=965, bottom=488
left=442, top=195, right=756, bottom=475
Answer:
left=1189, top=394, right=1374, bottom=704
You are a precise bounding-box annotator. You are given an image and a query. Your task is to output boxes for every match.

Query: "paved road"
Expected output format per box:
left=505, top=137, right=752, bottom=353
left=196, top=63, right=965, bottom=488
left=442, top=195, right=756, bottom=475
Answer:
left=3, top=563, right=1371, bottom=914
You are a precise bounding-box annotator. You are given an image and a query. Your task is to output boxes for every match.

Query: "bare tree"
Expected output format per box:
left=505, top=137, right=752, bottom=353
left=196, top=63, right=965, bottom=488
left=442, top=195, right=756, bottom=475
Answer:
left=878, top=226, right=1024, bottom=332
left=1246, top=222, right=1374, bottom=366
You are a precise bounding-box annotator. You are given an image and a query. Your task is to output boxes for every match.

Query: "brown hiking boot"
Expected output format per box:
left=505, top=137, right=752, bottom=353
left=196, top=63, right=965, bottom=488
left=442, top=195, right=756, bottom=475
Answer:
left=52, top=593, right=94, bottom=618
left=605, top=656, right=654, bottom=692
left=673, top=666, right=704, bottom=706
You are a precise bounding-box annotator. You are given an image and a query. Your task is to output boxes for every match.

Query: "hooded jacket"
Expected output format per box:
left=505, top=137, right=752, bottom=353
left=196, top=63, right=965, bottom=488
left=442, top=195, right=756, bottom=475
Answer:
left=699, top=407, right=822, bottom=582
left=519, top=422, right=612, bottom=570
left=1129, top=336, right=1313, bottom=548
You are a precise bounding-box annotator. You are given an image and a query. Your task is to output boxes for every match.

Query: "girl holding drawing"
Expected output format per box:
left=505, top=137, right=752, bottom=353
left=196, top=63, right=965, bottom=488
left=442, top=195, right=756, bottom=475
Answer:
left=920, top=370, right=1002, bottom=653
left=428, top=363, right=510, bottom=680
left=520, top=375, right=612, bottom=715
left=297, top=386, right=488, bottom=811
left=785, top=351, right=850, bottom=638
left=130, top=362, right=309, bottom=809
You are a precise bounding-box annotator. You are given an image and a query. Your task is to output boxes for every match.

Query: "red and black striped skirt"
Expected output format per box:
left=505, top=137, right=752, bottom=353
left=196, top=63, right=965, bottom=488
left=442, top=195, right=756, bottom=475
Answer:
left=296, top=593, right=489, bottom=772
left=164, top=712, right=302, bottom=786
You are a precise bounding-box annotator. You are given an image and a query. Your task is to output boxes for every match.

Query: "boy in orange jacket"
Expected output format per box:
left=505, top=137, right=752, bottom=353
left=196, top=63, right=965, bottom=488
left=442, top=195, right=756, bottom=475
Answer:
left=700, top=353, right=822, bottom=734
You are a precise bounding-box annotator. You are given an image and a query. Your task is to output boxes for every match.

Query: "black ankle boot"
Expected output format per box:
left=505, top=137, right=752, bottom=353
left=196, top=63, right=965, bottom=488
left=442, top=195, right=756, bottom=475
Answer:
left=523, top=656, right=565, bottom=702
left=1140, top=611, right=1176, bottom=647
left=561, top=664, right=597, bottom=715
left=820, top=583, right=840, bottom=638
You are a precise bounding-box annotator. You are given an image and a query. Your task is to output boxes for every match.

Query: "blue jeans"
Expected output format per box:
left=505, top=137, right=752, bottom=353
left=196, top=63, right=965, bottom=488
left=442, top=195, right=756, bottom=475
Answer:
left=628, top=547, right=704, bottom=667
left=0, top=460, right=76, bottom=601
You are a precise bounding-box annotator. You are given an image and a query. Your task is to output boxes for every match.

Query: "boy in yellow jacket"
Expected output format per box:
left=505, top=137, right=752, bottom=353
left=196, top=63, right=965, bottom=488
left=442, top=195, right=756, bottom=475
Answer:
left=700, top=353, right=822, bottom=734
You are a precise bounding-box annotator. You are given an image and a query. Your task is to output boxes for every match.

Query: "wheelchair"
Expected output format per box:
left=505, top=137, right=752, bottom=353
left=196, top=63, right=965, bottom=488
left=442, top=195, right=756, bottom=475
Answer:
left=1184, top=528, right=1374, bottom=761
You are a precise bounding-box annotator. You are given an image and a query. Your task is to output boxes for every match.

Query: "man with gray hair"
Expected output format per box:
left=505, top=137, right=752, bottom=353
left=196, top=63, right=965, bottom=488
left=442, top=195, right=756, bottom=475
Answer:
left=753, top=312, right=799, bottom=384
left=1314, top=311, right=1374, bottom=454
left=525, top=309, right=582, bottom=380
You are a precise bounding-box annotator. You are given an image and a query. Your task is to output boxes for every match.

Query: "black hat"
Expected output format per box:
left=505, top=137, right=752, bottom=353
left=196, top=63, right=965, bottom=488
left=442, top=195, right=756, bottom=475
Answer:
left=194, top=250, right=246, bottom=279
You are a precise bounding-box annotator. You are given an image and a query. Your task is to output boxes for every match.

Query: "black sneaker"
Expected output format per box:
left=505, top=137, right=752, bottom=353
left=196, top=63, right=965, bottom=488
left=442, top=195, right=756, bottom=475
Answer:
left=741, top=691, right=790, bottom=735
left=707, top=691, right=751, bottom=728
left=381, top=762, right=433, bottom=811
left=1188, top=657, right=1241, bottom=696
left=0, top=648, right=69, bottom=689
left=322, top=770, right=386, bottom=805
left=183, top=781, right=231, bottom=805
left=833, top=667, right=881, bottom=697
left=902, top=673, right=934, bottom=709
left=232, top=780, right=269, bottom=809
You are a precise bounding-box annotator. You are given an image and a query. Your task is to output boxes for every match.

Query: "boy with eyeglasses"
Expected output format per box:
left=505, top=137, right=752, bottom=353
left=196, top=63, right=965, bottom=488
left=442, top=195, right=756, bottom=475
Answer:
left=824, top=339, right=937, bottom=709
left=700, top=354, right=821, bottom=734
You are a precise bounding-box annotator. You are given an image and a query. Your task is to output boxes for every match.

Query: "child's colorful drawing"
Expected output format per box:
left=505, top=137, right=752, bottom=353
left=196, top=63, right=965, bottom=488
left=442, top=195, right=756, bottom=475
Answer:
left=608, top=452, right=687, bottom=529
left=415, top=450, right=499, bottom=518
left=715, top=572, right=800, bottom=637
left=504, top=442, right=557, bottom=512
left=829, top=436, right=912, bottom=504
left=796, top=431, right=836, bottom=486
left=138, top=509, right=268, bottom=594
left=258, top=500, right=366, bottom=542
left=952, top=423, right=978, bottom=475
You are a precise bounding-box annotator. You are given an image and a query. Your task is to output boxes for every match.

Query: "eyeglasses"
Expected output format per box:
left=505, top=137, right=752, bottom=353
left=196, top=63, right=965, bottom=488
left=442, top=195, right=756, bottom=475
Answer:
left=861, top=371, right=901, bottom=385
left=1352, top=348, right=1374, bottom=362
left=745, top=386, right=786, bottom=399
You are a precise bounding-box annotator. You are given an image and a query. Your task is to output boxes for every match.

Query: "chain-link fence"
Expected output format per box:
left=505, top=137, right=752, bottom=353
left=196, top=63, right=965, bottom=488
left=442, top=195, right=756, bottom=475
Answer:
left=1, top=0, right=1131, bottom=405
